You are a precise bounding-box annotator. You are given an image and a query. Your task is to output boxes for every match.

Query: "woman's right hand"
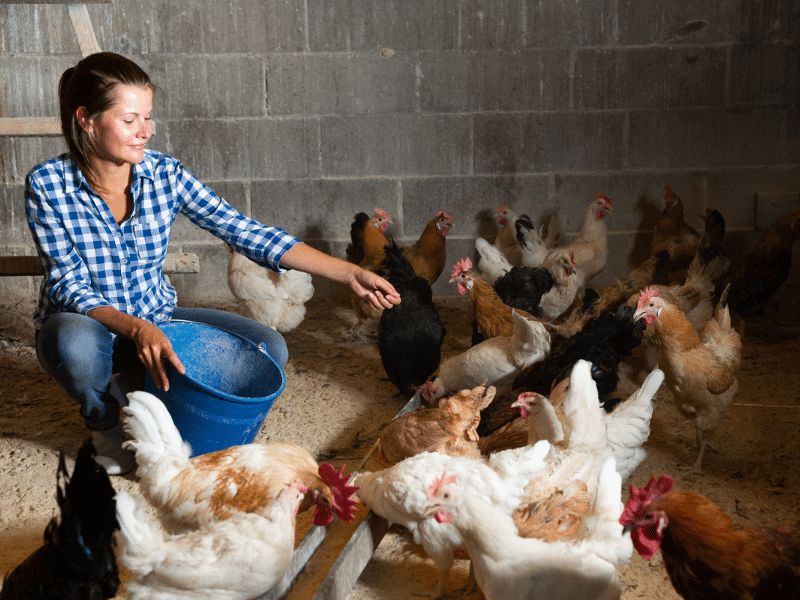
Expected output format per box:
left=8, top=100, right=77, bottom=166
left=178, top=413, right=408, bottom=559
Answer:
left=132, top=321, right=186, bottom=391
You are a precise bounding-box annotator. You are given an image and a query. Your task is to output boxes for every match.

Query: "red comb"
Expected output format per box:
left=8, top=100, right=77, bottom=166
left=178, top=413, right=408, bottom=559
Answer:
left=664, top=184, right=675, bottom=200
left=373, top=208, right=391, bottom=221
left=314, top=463, right=360, bottom=525
left=496, top=206, right=506, bottom=214
left=620, top=475, right=675, bottom=525
left=427, top=471, right=457, bottom=500
left=436, top=211, right=451, bottom=220
left=451, top=258, right=472, bottom=278
left=596, top=192, right=611, bottom=204
left=569, top=251, right=576, bottom=266
left=637, top=286, right=660, bottom=309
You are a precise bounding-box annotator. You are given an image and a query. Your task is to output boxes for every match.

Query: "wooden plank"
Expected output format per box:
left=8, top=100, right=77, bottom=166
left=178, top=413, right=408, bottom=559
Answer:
left=0, top=118, right=61, bottom=136
left=67, top=3, right=101, bottom=57
left=0, top=253, right=201, bottom=276
left=260, top=392, right=421, bottom=600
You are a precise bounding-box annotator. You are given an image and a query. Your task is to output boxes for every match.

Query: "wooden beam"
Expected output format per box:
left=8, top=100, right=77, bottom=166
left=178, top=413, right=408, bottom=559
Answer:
left=0, top=253, right=201, bottom=277
left=0, top=118, right=61, bottom=136
left=67, top=3, right=101, bottom=56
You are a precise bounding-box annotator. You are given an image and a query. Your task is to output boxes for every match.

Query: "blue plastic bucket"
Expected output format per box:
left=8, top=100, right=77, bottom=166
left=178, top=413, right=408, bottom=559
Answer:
left=143, top=320, right=286, bottom=457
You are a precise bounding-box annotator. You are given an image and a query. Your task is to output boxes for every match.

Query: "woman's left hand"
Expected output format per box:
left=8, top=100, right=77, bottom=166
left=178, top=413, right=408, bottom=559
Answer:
left=350, top=268, right=401, bottom=310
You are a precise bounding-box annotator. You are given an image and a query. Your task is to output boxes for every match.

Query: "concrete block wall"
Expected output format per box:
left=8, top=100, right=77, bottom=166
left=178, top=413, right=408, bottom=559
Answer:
left=1, top=0, right=798, bottom=307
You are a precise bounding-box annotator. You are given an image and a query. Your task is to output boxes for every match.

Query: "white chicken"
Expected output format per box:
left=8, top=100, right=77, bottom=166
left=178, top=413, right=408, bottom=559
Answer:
left=121, top=391, right=359, bottom=533
left=227, top=246, right=314, bottom=333
left=513, top=361, right=665, bottom=480
left=116, top=483, right=306, bottom=600
left=421, top=456, right=632, bottom=600
left=355, top=441, right=552, bottom=598
left=474, top=236, right=512, bottom=286
left=550, top=194, right=612, bottom=288
left=420, top=309, right=551, bottom=403
left=537, top=249, right=579, bottom=321
left=516, top=214, right=551, bottom=268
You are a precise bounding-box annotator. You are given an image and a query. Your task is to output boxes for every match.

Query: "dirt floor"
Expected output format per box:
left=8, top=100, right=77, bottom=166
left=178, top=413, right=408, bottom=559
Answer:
left=1, top=284, right=800, bottom=599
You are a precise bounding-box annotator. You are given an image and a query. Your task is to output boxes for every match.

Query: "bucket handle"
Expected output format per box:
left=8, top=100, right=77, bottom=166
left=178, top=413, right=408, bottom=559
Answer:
left=257, top=342, right=270, bottom=356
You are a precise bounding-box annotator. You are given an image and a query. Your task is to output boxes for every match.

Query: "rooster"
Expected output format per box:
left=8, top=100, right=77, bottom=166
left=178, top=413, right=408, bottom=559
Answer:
left=621, top=474, right=800, bottom=600
left=227, top=246, right=314, bottom=333
left=377, top=241, right=447, bottom=398
left=634, top=283, right=742, bottom=477
left=121, top=391, right=359, bottom=532
left=400, top=210, right=454, bottom=285
left=116, top=483, right=307, bottom=600
left=0, top=441, right=120, bottom=600
left=345, top=208, right=392, bottom=338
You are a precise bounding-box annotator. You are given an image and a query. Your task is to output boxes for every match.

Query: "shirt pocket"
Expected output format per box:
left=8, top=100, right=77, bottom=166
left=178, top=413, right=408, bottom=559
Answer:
left=133, top=216, right=170, bottom=263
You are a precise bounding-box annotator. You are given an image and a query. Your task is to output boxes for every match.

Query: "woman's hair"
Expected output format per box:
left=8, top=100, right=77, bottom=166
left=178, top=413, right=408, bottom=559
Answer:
left=58, top=52, right=155, bottom=184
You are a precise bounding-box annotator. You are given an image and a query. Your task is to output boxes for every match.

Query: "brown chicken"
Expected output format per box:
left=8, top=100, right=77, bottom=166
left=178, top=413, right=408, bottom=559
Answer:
left=378, top=384, right=495, bottom=465
left=494, top=206, right=524, bottom=266
left=634, top=284, right=742, bottom=477
left=401, top=211, right=454, bottom=285
left=727, top=207, right=800, bottom=320
left=345, top=208, right=392, bottom=338
left=650, top=184, right=702, bottom=283
left=513, top=479, right=591, bottom=542
left=621, top=474, right=800, bottom=600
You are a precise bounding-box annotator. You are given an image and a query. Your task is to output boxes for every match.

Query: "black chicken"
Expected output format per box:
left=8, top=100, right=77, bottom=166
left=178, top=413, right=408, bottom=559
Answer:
left=493, top=265, right=554, bottom=317
left=377, top=240, right=447, bottom=398
left=0, top=440, right=120, bottom=600
left=477, top=303, right=646, bottom=437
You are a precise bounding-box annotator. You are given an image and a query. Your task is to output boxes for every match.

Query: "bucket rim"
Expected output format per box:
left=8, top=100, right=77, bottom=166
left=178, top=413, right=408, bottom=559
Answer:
left=154, top=319, right=286, bottom=404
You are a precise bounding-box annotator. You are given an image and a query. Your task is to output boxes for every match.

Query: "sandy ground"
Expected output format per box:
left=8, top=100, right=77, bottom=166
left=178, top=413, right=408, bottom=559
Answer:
left=1, top=284, right=800, bottom=599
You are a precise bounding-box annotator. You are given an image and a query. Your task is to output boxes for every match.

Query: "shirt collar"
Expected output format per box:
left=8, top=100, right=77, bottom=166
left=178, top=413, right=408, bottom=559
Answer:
left=62, top=151, right=156, bottom=194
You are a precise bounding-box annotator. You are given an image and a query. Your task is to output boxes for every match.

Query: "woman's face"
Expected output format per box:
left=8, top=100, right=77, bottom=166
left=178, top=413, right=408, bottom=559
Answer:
left=82, top=83, right=153, bottom=167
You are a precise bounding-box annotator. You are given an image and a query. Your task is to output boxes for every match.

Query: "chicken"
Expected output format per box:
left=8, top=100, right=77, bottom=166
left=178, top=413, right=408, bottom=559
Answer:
left=477, top=303, right=647, bottom=438
left=474, top=236, right=513, bottom=286
left=514, top=214, right=561, bottom=267
left=650, top=184, right=702, bottom=284
left=727, top=207, right=800, bottom=320
left=633, top=283, right=742, bottom=477
left=378, top=384, right=496, bottom=465
left=494, top=206, right=524, bottom=266
left=449, top=257, right=561, bottom=344
left=121, top=391, right=359, bottom=532
left=226, top=246, right=314, bottom=333
left=558, top=193, right=613, bottom=287
left=355, top=441, right=553, bottom=598
left=116, top=482, right=307, bottom=600
left=419, top=308, right=551, bottom=403
left=492, top=264, right=554, bottom=317
left=512, top=363, right=665, bottom=480
left=377, top=241, right=447, bottom=398
left=0, top=441, right=120, bottom=600
left=621, top=474, right=800, bottom=600
left=401, top=210, right=454, bottom=285
left=537, top=249, right=580, bottom=321
left=421, top=456, right=632, bottom=600
left=345, top=208, right=392, bottom=338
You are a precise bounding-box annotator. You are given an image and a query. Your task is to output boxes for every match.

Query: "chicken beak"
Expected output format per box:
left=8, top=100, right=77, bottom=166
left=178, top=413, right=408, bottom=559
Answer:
left=633, top=308, right=647, bottom=322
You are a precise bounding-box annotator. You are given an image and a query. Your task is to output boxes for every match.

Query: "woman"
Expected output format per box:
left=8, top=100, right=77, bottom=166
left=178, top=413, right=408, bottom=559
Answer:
left=26, top=52, right=400, bottom=474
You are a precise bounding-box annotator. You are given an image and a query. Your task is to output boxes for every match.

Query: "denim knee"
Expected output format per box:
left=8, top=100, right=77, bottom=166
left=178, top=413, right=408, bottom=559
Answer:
left=36, top=312, right=119, bottom=431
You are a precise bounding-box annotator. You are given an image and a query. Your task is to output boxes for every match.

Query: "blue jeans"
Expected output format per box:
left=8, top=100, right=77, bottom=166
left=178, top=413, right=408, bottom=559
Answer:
left=35, top=308, right=288, bottom=432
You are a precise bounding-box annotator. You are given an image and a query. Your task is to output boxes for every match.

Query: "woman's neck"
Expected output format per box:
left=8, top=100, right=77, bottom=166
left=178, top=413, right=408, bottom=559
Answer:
left=86, top=158, right=134, bottom=224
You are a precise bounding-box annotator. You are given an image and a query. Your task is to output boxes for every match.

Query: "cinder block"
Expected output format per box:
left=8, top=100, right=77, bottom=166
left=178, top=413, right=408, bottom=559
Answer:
left=250, top=179, right=399, bottom=241
left=153, top=0, right=304, bottom=53
left=0, top=4, right=79, bottom=53
left=705, top=167, right=800, bottom=229
left=146, top=56, right=265, bottom=119
left=0, top=56, right=74, bottom=118
left=4, top=138, right=68, bottom=187
left=419, top=49, right=570, bottom=113
left=628, top=106, right=788, bottom=169
left=617, top=0, right=742, bottom=45
left=267, top=53, right=416, bottom=116
left=729, top=44, right=800, bottom=106
left=754, top=191, right=800, bottom=231
left=459, top=0, right=526, bottom=49
left=169, top=242, right=234, bottom=302
left=168, top=119, right=318, bottom=180
left=88, top=0, right=155, bottom=56
left=401, top=175, right=551, bottom=239
left=319, top=115, right=471, bottom=177
left=574, top=47, right=726, bottom=109
left=522, top=0, right=615, bottom=47
left=475, top=112, right=625, bottom=174
left=307, top=0, right=457, bottom=51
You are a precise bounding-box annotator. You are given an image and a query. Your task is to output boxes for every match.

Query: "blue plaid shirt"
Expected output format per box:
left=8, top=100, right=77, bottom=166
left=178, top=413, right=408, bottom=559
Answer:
left=26, top=150, right=300, bottom=328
